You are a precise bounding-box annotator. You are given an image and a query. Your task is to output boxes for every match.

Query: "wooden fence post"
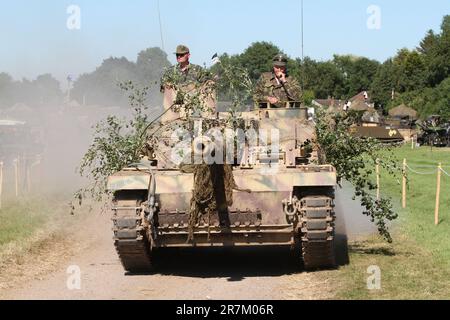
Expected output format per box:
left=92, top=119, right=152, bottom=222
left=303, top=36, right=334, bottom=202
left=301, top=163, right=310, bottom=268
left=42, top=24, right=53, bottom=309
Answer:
left=435, top=163, right=442, bottom=226
left=28, top=155, right=42, bottom=194
left=0, top=161, right=3, bottom=209
left=14, top=158, right=19, bottom=197
left=402, top=158, right=407, bottom=209
left=27, top=166, right=31, bottom=193
left=376, top=159, right=380, bottom=201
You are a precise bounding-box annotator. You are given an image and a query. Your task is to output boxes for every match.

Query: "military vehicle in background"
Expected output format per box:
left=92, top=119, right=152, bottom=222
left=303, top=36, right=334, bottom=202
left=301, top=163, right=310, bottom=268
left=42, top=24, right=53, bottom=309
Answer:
left=0, top=119, right=44, bottom=162
left=384, top=115, right=417, bottom=135
left=313, top=94, right=405, bottom=144
left=416, top=115, right=450, bottom=147
left=384, top=104, right=418, bottom=143
left=107, top=87, right=338, bottom=273
left=349, top=108, right=404, bottom=144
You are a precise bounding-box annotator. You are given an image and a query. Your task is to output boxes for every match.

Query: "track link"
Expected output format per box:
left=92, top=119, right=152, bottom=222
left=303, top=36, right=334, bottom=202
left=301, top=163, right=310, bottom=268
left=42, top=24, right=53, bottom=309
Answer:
left=300, top=193, right=336, bottom=270
left=112, top=192, right=152, bottom=272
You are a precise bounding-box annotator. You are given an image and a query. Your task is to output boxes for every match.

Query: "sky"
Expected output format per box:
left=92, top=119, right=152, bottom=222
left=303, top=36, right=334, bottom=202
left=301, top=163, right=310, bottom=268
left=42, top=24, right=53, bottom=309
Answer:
left=0, top=0, right=448, bottom=87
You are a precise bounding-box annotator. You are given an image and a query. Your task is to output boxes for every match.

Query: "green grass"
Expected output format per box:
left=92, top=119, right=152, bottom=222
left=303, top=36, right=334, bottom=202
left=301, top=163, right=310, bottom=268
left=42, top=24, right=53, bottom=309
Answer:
left=331, top=145, right=450, bottom=299
left=332, top=235, right=450, bottom=299
left=0, top=194, right=69, bottom=247
left=382, top=146, right=450, bottom=267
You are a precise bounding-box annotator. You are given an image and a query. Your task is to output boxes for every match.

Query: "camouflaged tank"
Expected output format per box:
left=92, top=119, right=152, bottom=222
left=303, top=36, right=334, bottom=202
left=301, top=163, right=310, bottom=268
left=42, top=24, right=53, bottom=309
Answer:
left=349, top=109, right=404, bottom=144
left=107, top=88, right=338, bottom=272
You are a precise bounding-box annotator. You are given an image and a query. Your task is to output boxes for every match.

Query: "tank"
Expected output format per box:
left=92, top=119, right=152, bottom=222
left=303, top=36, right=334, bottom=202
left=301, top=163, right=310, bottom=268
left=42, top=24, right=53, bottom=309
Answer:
left=107, top=89, right=338, bottom=272
left=350, top=125, right=404, bottom=143
left=349, top=110, right=404, bottom=144
left=416, top=115, right=450, bottom=147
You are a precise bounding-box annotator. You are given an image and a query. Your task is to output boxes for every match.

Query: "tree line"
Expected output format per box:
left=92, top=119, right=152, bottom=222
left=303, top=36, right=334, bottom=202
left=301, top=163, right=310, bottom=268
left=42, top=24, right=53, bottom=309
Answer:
left=0, top=73, right=62, bottom=109
left=215, top=15, right=449, bottom=119
left=0, top=47, right=170, bottom=109
left=0, top=15, right=448, bottom=119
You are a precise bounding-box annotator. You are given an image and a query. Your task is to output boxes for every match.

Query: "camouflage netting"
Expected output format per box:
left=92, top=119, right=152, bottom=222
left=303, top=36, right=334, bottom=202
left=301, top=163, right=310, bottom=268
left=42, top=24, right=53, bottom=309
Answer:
left=182, top=164, right=237, bottom=242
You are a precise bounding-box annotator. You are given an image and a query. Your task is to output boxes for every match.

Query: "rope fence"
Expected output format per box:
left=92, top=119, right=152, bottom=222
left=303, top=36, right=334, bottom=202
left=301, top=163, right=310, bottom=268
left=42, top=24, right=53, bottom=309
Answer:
left=375, top=158, right=449, bottom=226
left=0, top=155, right=42, bottom=209
left=405, top=163, right=436, bottom=175
left=440, top=167, right=450, bottom=177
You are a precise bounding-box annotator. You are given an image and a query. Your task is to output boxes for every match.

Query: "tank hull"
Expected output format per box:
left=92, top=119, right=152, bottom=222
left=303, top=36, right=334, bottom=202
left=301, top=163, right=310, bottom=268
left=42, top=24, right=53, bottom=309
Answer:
left=108, top=165, right=336, bottom=248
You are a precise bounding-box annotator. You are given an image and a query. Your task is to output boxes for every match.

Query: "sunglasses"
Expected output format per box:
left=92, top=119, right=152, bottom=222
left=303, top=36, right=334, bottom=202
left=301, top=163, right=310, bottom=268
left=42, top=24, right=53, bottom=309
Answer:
left=176, top=53, right=188, bottom=58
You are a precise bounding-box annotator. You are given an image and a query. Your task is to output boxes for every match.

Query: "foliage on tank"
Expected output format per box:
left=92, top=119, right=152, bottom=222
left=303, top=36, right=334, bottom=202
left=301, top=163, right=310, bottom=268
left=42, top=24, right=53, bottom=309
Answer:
left=315, top=109, right=400, bottom=242
left=75, top=64, right=400, bottom=242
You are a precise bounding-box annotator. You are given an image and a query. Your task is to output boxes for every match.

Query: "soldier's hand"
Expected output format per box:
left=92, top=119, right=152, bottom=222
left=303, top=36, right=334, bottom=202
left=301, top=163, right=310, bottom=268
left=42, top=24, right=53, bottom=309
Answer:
left=268, top=96, right=279, bottom=104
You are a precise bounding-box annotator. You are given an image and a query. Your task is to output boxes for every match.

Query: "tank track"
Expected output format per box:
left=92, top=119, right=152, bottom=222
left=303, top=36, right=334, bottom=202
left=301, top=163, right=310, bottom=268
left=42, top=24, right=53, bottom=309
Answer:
left=299, top=192, right=336, bottom=270
left=112, top=191, right=152, bottom=272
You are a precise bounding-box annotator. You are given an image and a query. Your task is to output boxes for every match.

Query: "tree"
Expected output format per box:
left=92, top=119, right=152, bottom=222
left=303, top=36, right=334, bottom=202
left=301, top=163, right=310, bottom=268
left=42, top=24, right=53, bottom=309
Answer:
left=136, top=47, right=171, bottom=106
left=15, top=78, right=37, bottom=107
left=418, top=30, right=438, bottom=55
left=72, top=57, right=138, bottom=106
left=296, top=57, right=318, bottom=95
left=333, top=55, right=380, bottom=98
left=0, top=73, right=14, bottom=108
left=393, top=49, right=427, bottom=92
left=298, top=58, right=345, bottom=99
left=32, top=74, right=63, bottom=107
left=72, top=48, right=171, bottom=107
left=430, top=77, right=450, bottom=119
left=136, top=47, right=171, bottom=85
left=386, top=15, right=450, bottom=118
left=370, top=59, right=398, bottom=110
left=424, top=15, right=450, bottom=87
left=394, top=77, right=450, bottom=119
left=237, top=41, right=282, bottom=81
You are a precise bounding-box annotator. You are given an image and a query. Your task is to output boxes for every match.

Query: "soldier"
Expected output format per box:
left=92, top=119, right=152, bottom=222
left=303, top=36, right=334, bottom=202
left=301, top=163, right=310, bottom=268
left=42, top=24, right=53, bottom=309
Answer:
left=254, top=54, right=302, bottom=108
left=159, top=45, right=215, bottom=123
left=160, top=45, right=206, bottom=93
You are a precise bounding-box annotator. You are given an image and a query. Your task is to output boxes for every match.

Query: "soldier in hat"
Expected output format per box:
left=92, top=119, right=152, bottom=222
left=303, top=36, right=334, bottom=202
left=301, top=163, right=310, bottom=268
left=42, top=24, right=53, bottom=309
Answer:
left=160, top=45, right=207, bottom=93
left=254, top=54, right=302, bottom=108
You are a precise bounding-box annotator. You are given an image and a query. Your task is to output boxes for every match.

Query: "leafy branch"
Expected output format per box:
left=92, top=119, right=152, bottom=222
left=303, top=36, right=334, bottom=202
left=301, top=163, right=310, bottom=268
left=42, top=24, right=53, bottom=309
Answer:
left=315, top=109, right=400, bottom=242
left=74, top=81, right=150, bottom=204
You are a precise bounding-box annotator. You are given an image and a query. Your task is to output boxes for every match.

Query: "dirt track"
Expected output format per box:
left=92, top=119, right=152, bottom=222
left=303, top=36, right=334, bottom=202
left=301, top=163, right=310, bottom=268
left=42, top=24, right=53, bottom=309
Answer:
left=0, top=186, right=373, bottom=300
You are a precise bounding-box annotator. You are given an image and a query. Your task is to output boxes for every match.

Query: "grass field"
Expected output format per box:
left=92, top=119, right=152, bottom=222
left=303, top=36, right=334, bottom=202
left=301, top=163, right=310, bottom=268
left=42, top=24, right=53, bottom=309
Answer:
left=331, top=145, right=450, bottom=299
left=0, top=197, right=52, bottom=246
left=0, top=194, right=76, bottom=261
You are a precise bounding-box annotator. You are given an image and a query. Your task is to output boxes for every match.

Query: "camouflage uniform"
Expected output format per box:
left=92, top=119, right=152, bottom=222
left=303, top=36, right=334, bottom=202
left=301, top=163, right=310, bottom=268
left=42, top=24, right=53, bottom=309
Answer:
left=254, top=73, right=302, bottom=107
left=254, top=54, right=302, bottom=108
left=160, top=44, right=209, bottom=92
left=160, top=63, right=206, bottom=93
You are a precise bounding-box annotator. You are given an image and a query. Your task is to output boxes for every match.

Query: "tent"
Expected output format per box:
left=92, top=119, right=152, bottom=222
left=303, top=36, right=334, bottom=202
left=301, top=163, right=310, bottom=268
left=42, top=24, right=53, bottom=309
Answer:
left=388, top=104, right=418, bottom=120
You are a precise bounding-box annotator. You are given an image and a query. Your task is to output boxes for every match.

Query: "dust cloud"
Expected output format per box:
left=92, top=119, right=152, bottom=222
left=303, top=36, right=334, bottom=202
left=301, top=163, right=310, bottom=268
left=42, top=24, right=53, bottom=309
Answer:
left=335, top=181, right=378, bottom=239
left=0, top=100, right=162, bottom=200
